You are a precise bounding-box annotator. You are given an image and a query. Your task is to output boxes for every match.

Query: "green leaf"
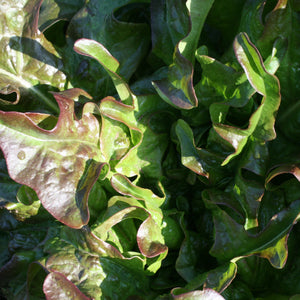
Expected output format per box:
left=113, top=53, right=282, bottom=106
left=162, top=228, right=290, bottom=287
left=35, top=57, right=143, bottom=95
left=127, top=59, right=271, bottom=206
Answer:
left=152, top=0, right=212, bottom=109
left=92, top=196, right=138, bottom=253
left=0, top=89, right=108, bottom=228
left=233, top=171, right=264, bottom=230
left=174, top=119, right=226, bottom=184
left=150, top=0, right=190, bottom=65
left=99, top=97, right=142, bottom=165
left=0, top=232, right=10, bottom=267
left=258, top=235, right=288, bottom=269
left=0, top=250, right=37, bottom=297
left=111, top=173, right=165, bottom=207
left=234, top=32, right=281, bottom=141
left=38, top=0, right=85, bottom=31
left=178, top=0, right=215, bottom=64
left=153, top=47, right=198, bottom=110
left=26, top=262, right=48, bottom=300
left=74, top=38, right=132, bottom=103
left=175, top=119, right=210, bottom=177
left=58, top=226, right=123, bottom=258
left=111, top=173, right=165, bottom=223
left=204, top=262, right=237, bottom=292
left=214, top=32, right=281, bottom=165
left=195, top=51, right=253, bottom=109
left=44, top=227, right=154, bottom=299
left=0, top=0, right=66, bottom=111
left=64, top=0, right=150, bottom=100
left=75, top=39, right=173, bottom=178
left=237, top=0, right=265, bottom=43
left=4, top=185, right=44, bottom=222
left=257, top=0, right=300, bottom=111
left=175, top=230, right=203, bottom=283
left=204, top=189, right=300, bottom=268
left=203, top=0, right=247, bottom=50
left=101, top=94, right=172, bottom=178
left=238, top=139, right=269, bottom=176
left=69, top=0, right=151, bottom=80
left=0, top=157, right=21, bottom=204
left=93, top=204, right=167, bottom=258
left=181, top=262, right=237, bottom=294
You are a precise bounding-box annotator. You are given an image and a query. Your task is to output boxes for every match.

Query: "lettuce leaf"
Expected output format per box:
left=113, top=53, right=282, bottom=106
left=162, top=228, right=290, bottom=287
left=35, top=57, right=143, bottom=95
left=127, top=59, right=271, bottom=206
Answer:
left=1, top=0, right=300, bottom=299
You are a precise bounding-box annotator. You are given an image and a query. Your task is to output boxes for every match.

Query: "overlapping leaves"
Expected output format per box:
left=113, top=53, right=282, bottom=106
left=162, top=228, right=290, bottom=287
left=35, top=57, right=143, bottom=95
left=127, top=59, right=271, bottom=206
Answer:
left=1, top=0, right=300, bottom=299
left=0, top=0, right=66, bottom=110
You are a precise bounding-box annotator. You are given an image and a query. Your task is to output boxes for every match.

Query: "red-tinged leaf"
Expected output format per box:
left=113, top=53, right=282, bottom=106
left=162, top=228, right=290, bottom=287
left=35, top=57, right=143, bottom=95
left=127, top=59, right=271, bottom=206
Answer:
left=110, top=173, right=165, bottom=224
left=153, top=47, right=198, bottom=110
left=204, top=189, right=300, bottom=268
left=74, top=39, right=172, bottom=178
left=99, top=97, right=142, bottom=166
left=43, top=271, right=90, bottom=300
left=100, top=94, right=171, bottom=179
left=137, top=214, right=168, bottom=258
left=0, top=0, right=66, bottom=110
left=266, top=164, right=300, bottom=190
left=174, top=119, right=224, bottom=178
left=214, top=32, right=281, bottom=165
left=93, top=205, right=168, bottom=258
left=204, top=262, right=237, bottom=293
left=0, top=89, right=108, bottom=228
left=151, top=0, right=213, bottom=109
left=172, top=288, right=225, bottom=300
left=44, top=226, right=152, bottom=299
left=59, top=226, right=124, bottom=259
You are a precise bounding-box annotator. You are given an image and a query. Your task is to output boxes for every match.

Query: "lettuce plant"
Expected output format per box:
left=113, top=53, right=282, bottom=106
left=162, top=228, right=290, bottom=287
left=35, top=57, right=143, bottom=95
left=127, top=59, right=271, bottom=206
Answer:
left=1, top=0, right=300, bottom=299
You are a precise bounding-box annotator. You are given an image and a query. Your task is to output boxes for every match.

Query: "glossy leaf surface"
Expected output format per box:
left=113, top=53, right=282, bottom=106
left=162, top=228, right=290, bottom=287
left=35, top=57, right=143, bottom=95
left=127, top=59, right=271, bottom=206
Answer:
left=0, top=0, right=66, bottom=110
left=214, top=32, right=281, bottom=165
left=1, top=0, right=300, bottom=299
left=0, top=89, right=107, bottom=228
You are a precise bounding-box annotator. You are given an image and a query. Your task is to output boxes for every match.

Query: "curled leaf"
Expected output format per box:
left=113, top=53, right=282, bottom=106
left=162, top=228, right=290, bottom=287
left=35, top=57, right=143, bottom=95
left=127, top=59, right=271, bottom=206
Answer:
left=93, top=205, right=167, bottom=258
left=153, top=48, right=198, bottom=109
left=204, top=190, right=300, bottom=268
left=0, top=89, right=107, bottom=228
left=74, top=38, right=133, bottom=104
left=266, top=164, right=300, bottom=190
left=172, top=288, right=225, bottom=300
left=111, top=173, right=165, bottom=224
left=214, top=32, right=281, bottom=165
left=175, top=119, right=224, bottom=183
left=0, top=0, right=66, bottom=109
left=43, top=271, right=90, bottom=300
left=152, top=0, right=214, bottom=109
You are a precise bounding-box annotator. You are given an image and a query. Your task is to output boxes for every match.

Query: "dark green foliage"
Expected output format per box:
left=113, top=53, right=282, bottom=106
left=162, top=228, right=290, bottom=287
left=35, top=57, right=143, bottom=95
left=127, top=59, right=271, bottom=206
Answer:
left=0, top=0, right=300, bottom=299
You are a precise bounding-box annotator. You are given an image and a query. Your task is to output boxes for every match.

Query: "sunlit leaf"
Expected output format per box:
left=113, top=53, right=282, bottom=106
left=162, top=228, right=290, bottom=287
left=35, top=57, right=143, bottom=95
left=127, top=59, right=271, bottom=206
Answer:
left=214, top=32, right=281, bottom=165
left=0, top=89, right=108, bottom=228
left=172, top=288, right=225, bottom=300
left=0, top=0, right=66, bottom=110
left=43, top=272, right=90, bottom=300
